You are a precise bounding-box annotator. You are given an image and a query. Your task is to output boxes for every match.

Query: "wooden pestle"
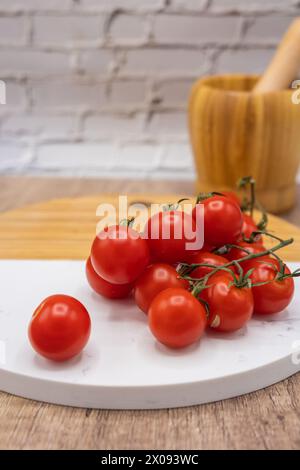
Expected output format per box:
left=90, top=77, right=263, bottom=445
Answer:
left=253, top=18, right=300, bottom=93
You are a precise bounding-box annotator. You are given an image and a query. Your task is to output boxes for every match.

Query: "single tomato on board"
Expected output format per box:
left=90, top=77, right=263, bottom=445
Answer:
left=28, top=294, right=91, bottom=362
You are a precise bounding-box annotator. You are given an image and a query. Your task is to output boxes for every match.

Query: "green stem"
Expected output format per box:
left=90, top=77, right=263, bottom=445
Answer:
left=243, top=230, right=284, bottom=244
left=277, top=267, right=300, bottom=281
left=196, top=191, right=224, bottom=204
left=256, top=202, right=268, bottom=232
left=238, top=176, right=268, bottom=230
left=238, top=176, right=255, bottom=216
left=213, top=244, right=252, bottom=256
left=233, top=260, right=243, bottom=284
left=163, top=198, right=190, bottom=212
left=191, top=237, right=293, bottom=291
left=119, top=217, right=135, bottom=228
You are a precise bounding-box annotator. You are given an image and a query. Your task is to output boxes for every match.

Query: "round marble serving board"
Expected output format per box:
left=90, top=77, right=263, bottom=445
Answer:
left=0, top=258, right=299, bottom=409
left=0, top=194, right=299, bottom=409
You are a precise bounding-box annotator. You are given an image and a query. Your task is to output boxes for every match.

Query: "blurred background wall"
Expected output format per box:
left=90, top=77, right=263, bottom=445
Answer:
left=0, top=0, right=299, bottom=180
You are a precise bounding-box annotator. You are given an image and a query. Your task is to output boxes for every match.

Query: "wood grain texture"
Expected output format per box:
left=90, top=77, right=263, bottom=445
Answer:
left=1, top=176, right=299, bottom=228
left=0, top=193, right=300, bottom=261
left=0, top=176, right=300, bottom=450
left=189, top=74, right=300, bottom=213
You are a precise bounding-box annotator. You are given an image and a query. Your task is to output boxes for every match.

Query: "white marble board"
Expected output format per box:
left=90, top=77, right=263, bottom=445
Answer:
left=0, top=260, right=299, bottom=409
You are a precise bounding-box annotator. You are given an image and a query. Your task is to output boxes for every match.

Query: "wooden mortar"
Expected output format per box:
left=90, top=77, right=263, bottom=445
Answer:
left=189, top=19, right=300, bottom=213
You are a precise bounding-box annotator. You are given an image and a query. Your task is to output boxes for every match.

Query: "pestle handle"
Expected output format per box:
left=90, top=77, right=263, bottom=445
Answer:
left=253, top=18, right=300, bottom=94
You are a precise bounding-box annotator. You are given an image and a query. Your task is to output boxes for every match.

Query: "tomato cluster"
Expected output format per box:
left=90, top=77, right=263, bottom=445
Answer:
left=28, top=185, right=298, bottom=361
left=85, top=190, right=296, bottom=350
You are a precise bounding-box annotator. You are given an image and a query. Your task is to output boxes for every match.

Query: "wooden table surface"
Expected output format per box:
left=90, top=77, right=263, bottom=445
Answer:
left=0, top=175, right=300, bottom=450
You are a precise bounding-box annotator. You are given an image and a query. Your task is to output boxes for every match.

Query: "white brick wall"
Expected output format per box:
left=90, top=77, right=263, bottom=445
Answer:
left=0, top=17, right=27, bottom=46
left=0, top=0, right=299, bottom=180
left=153, top=15, right=241, bottom=45
left=0, top=50, right=71, bottom=76
left=31, top=78, right=107, bottom=111
left=33, top=15, right=106, bottom=48
left=0, top=1, right=73, bottom=12
left=109, top=80, right=147, bottom=107
left=122, top=48, right=208, bottom=75
left=109, top=14, right=149, bottom=44
left=77, top=1, right=165, bottom=12
left=83, top=113, right=146, bottom=139
left=216, top=49, right=276, bottom=74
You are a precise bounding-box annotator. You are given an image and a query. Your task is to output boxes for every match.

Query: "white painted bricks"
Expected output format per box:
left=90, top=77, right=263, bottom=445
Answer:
left=0, top=0, right=299, bottom=179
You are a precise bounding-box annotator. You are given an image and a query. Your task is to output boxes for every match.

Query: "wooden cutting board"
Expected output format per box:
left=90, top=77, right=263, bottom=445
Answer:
left=0, top=194, right=299, bottom=261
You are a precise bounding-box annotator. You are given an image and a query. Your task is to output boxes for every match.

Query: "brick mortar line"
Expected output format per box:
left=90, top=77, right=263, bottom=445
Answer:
left=0, top=9, right=298, bottom=17
left=0, top=44, right=279, bottom=52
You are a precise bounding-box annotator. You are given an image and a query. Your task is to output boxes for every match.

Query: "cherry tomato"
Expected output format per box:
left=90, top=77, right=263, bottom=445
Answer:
left=188, top=251, right=234, bottom=279
left=192, top=195, right=243, bottom=247
left=223, top=191, right=240, bottom=206
left=226, top=241, right=266, bottom=262
left=241, top=213, right=263, bottom=244
left=144, top=210, right=198, bottom=264
left=241, top=257, right=294, bottom=315
left=134, top=263, right=188, bottom=314
left=91, top=225, right=150, bottom=285
left=200, top=272, right=254, bottom=332
left=185, top=243, right=215, bottom=262
left=148, top=288, right=207, bottom=348
left=86, top=257, right=133, bottom=299
left=28, top=295, right=91, bottom=362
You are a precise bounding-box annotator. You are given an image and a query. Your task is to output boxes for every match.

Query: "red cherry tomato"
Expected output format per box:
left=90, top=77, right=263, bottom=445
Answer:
left=188, top=251, right=233, bottom=279
left=91, top=225, right=150, bottom=285
left=223, top=191, right=240, bottom=206
left=185, top=243, right=215, bottom=262
left=148, top=288, right=207, bottom=348
left=144, top=210, right=198, bottom=264
left=134, top=263, right=188, bottom=314
left=192, top=195, right=243, bottom=247
left=200, top=271, right=254, bottom=332
left=241, top=257, right=294, bottom=315
left=241, top=214, right=263, bottom=244
left=201, top=242, right=215, bottom=252
left=226, top=241, right=266, bottom=262
left=86, top=257, right=132, bottom=299
left=28, top=295, right=91, bottom=362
